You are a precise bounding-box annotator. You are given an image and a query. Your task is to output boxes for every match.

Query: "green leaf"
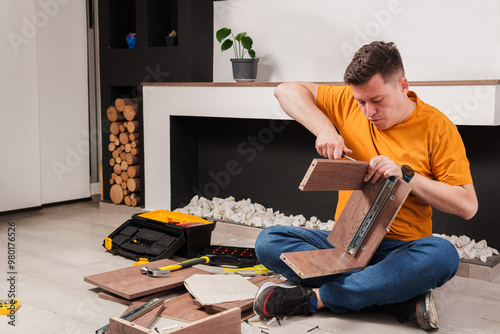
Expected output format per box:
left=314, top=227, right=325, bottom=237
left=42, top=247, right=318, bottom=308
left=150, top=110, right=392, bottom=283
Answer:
left=234, top=32, right=247, bottom=42
left=220, top=39, right=233, bottom=52
left=241, top=36, right=253, bottom=50
left=248, top=49, right=256, bottom=59
left=216, top=28, right=231, bottom=43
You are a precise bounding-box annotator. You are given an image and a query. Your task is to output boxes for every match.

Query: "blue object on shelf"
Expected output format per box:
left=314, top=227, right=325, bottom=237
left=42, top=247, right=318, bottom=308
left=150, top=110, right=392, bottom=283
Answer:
left=126, top=33, right=137, bottom=49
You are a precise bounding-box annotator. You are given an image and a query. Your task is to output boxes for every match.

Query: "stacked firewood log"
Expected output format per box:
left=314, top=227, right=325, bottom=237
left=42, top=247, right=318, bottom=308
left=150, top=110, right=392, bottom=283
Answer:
left=107, top=98, right=141, bottom=206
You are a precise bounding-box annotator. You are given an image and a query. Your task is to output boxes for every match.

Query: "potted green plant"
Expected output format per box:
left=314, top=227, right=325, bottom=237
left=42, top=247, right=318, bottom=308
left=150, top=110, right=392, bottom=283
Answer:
left=164, top=30, right=178, bottom=47
left=216, top=27, right=259, bottom=82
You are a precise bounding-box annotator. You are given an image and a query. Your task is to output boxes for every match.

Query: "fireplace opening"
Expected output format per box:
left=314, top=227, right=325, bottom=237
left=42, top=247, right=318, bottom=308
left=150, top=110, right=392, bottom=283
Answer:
left=169, top=116, right=500, bottom=249
left=170, top=116, right=339, bottom=222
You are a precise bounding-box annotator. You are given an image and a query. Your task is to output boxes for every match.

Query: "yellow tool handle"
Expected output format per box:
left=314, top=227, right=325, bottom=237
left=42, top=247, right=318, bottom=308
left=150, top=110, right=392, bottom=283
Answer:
left=223, top=264, right=269, bottom=274
left=157, top=256, right=210, bottom=272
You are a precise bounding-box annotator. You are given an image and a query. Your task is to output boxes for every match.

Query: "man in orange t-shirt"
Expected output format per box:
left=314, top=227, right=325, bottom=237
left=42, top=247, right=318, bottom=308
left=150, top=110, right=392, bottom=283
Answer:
left=253, top=41, right=478, bottom=331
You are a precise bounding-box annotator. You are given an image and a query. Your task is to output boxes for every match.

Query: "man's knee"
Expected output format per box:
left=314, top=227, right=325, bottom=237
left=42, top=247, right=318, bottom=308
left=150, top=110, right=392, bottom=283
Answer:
left=255, top=226, right=282, bottom=261
left=424, top=236, right=460, bottom=280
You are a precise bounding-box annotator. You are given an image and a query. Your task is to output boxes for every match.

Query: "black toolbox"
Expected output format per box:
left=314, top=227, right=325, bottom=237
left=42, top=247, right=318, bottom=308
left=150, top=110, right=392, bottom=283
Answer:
left=103, top=210, right=216, bottom=261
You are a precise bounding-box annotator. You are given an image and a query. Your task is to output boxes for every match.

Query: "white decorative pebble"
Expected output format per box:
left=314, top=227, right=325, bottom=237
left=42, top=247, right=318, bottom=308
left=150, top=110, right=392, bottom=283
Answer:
left=179, top=196, right=498, bottom=263
left=433, top=233, right=497, bottom=262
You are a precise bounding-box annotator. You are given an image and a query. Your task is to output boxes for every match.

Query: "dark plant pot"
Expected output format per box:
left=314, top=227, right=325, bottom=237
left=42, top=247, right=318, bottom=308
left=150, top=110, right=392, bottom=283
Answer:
left=164, top=36, right=178, bottom=47
left=231, top=58, right=259, bottom=82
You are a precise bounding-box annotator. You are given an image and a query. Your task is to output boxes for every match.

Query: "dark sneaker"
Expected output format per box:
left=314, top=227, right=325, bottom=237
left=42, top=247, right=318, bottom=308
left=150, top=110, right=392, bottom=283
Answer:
left=386, top=291, right=439, bottom=330
left=253, top=281, right=317, bottom=318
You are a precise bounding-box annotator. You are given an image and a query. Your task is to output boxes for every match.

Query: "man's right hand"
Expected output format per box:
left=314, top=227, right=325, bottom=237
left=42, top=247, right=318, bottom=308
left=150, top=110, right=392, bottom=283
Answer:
left=274, top=82, right=353, bottom=160
left=315, top=128, right=353, bottom=160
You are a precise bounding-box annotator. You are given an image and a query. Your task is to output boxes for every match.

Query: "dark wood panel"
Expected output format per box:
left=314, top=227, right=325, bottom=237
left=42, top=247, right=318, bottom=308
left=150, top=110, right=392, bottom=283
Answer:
left=119, top=301, right=164, bottom=328
left=84, top=259, right=210, bottom=300
left=281, top=160, right=412, bottom=278
left=299, top=159, right=369, bottom=191
left=161, top=292, right=212, bottom=322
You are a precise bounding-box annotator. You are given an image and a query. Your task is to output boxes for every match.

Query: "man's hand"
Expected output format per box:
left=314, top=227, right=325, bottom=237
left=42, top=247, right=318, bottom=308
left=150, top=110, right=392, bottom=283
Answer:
left=315, top=129, right=353, bottom=160
left=364, top=155, right=401, bottom=183
left=274, top=82, right=353, bottom=160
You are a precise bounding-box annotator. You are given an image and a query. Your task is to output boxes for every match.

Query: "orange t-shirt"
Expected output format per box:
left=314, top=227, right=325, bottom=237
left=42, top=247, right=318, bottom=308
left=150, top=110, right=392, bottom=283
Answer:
left=316, top=85, right=473, bottom=241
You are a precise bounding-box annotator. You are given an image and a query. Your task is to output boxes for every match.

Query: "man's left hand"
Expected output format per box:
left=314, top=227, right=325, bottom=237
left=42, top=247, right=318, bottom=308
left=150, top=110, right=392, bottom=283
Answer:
left=364, top=155, right=402, bottom=183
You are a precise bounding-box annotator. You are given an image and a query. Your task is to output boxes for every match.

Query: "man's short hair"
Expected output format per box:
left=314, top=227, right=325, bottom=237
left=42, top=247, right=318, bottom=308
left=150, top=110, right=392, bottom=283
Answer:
left=344, top=41, right=405, bottom=86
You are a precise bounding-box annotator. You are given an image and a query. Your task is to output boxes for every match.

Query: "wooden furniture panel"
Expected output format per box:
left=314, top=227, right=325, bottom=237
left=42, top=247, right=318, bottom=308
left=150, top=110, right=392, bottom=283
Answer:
left=119, top=301, right=165, bottom=329
left=98, top=289, right=181, bottom=306
left=299, top=159, right=369, bottom=191
left=169, top=307, right=241, bottom=334
left=160, top=292, right=213, bottom=322
left=109, top=317, right=151, bottom=334
left=110, top=307, right=241, bottom=334
left=281, top=159, right=412, bottom=278
left=327, top=177, right=411, bottom=252
left=84, top=259, right=210, bottom=299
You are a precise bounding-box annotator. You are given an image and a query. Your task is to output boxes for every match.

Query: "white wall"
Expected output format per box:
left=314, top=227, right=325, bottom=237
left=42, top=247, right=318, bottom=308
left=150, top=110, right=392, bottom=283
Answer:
left=36, top=0, right=90, bottom=204
left=0, top=0, right=41, bottom=211
left=0, top=0, right=89, bottom=212
left=214, top=0, right=500, bottom=83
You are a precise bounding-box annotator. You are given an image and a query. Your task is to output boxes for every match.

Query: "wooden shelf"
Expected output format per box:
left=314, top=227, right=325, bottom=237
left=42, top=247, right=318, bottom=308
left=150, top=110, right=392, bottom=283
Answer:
left=142, top=79, right=500, bottom=87
left=98, top=0, right=213, bottom=204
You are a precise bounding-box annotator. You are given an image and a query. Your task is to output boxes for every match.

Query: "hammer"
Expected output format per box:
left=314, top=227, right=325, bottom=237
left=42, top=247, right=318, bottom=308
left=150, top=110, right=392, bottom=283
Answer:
left=140, top=255, right=212, bottom=278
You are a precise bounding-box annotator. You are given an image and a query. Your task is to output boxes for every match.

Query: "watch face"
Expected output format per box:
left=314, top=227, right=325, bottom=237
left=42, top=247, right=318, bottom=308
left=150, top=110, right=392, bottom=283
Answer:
left=402, top=165, right=414, bottom=177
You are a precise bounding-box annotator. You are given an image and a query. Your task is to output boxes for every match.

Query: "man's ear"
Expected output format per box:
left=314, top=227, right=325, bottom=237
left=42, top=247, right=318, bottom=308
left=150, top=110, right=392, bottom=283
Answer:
left=399, top=77, right=410, bottom=93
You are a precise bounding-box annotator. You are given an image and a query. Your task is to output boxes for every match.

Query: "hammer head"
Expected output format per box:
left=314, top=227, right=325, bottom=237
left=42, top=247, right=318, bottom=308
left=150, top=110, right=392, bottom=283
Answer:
left=140, top=266, right=171, bottom=277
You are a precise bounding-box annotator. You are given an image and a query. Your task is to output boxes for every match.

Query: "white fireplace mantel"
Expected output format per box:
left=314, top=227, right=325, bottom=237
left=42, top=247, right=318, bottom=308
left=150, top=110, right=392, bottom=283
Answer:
left=142, top=81, right=500, bottom=211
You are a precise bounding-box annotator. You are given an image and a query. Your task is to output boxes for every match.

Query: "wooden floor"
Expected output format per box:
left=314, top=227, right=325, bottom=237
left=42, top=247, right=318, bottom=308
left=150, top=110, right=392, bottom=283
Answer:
left=0, top=200, right=499, bottom=333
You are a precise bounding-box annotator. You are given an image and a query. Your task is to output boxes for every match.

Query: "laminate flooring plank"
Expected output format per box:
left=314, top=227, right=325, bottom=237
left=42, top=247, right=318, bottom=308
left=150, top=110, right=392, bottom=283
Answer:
left=84, top=259, right=210, bottom=300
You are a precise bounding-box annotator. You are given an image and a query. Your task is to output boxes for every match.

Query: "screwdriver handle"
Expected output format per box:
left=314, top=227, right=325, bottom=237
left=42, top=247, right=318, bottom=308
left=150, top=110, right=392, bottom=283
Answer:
left=157, top=256, right=211, bottom=272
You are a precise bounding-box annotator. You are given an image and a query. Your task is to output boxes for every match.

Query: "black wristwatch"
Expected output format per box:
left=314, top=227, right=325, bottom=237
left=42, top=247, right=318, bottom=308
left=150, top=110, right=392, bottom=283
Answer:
left=401, top=165, right=414, bottom=183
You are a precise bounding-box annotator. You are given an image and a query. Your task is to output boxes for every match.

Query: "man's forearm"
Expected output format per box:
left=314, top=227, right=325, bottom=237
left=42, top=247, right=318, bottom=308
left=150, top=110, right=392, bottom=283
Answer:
left=274, top=82, right=334, bottom=136
left=409, top=174, right=478, bottom=220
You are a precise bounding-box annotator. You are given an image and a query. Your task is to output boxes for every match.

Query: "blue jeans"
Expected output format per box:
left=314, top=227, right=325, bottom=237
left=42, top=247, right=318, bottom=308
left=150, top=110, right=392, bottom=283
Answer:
left=255, top=226, right=459, bottom=314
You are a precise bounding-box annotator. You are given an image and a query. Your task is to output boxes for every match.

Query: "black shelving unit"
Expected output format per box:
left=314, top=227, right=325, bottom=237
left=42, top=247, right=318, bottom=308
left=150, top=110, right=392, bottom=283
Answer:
left=98, top=0, right=213, bottom=206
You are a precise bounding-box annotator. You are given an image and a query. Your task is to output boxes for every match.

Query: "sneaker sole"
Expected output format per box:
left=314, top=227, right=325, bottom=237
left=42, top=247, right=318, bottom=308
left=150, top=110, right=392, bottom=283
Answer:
left=425, top=291, right=439, bottom=329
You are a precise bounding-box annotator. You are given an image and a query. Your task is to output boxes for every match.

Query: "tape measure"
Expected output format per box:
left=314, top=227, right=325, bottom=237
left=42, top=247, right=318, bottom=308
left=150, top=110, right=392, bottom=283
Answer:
left=0, top=299, right=20, bottom=315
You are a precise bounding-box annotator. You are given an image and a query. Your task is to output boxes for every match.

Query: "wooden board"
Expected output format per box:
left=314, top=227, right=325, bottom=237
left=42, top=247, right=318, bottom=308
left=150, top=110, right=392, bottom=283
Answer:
left=84, top=259, right=210, bottom=300
left=109, top=317, right=151, bottom=334
left=299, top=159, right=369, bottom=191
left=119, top=301, right=165, bottom=329
left=280, top=248, right=366, bottom=278
left=160, top=292, right=213, bottom=322
left=109, top=307, right=241, bottom=334
left=167, top=307, right=241, bottom=334
left=327, top=177, right=412, bottom=256
left=281, top=159, right=412, bottom=278
left=98, top=289, right=179, bottom=306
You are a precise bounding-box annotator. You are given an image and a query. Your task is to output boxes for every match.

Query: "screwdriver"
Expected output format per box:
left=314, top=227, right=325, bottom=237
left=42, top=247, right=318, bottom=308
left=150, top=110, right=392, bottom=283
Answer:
left=342, top=153, right=357, bottom=161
